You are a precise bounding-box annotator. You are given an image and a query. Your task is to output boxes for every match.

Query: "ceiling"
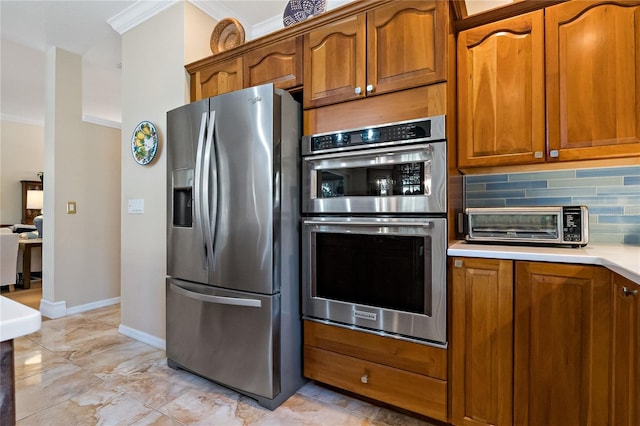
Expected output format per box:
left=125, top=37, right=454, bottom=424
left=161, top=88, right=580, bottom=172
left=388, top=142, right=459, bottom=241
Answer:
left=0, top=0, right=349, bottom=127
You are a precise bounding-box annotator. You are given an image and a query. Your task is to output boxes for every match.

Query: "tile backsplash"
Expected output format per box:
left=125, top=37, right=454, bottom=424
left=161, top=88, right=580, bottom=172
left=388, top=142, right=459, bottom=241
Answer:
left=464, top=165, right=640, bottom=245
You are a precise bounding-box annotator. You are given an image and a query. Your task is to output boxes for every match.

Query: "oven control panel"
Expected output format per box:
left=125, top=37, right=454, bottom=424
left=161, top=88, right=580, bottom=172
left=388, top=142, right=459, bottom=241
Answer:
left=302, top=115, right=446, bottom=155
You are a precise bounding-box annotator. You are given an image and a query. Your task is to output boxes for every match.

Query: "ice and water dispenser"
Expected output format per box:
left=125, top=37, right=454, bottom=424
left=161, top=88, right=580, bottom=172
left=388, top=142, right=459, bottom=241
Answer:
left=172, top=168, right=193, bottom=227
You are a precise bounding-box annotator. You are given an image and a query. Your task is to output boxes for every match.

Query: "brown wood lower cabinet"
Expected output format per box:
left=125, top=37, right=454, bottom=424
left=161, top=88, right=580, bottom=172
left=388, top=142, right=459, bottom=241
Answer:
left=513, top=262, right=611, bottom=426
left=450, top=258, right=639, bottom=426
left=610, top=274, right=640, bottom=426
left=303, top=321, right=448, bottom=421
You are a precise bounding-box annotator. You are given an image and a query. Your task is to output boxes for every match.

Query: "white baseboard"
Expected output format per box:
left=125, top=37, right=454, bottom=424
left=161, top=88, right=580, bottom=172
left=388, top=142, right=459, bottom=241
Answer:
left=39, top=296, right=120, bottom=319
left=39, top=299, right=67, bottom=319
left=119, top=324, right=166, bottom=351
left=66, top=297, right=120, bottom=316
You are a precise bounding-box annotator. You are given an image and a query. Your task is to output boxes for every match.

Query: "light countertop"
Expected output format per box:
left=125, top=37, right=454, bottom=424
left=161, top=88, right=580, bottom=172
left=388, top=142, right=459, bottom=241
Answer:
left=0, top=296, right=41, bottom=341
left=448, top=242, right=640, bottom=285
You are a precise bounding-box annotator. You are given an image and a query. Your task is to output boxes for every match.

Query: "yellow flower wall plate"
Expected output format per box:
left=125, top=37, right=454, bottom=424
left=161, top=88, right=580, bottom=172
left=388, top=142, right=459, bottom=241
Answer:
left=131, top=121, right=158, bottom=165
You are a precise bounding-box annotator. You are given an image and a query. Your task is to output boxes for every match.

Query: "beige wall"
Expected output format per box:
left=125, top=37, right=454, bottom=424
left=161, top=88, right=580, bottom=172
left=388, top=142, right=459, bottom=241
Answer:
left=0, top=120, right=44, bottom=224
left=120, top=2, right=213, bottom=345
left=41, top=47, right=121, bottom=313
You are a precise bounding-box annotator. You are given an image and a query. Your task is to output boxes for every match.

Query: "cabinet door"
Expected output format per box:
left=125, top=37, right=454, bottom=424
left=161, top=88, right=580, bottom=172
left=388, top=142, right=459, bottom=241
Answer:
left=451, top=257, right=513, bottom=426
left=546, top=1, right=640, bottom=161
left=243, top=37, right=303, bottom=90
left=303, top=14, right=366, bottom=108
left=367, top=0, right=447, bottom=96
left=190, top=57, right=243, bottom=101
left=457, top=11, right=545, bottom=168
left=610, top=274, right=639, bottom=426
left=514, top=262, right=612, bottom=426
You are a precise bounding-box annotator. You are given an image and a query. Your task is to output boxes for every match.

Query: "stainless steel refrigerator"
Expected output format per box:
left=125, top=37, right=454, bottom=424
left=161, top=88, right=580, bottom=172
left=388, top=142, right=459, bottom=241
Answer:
left=165, top=83, right=305, bottom=409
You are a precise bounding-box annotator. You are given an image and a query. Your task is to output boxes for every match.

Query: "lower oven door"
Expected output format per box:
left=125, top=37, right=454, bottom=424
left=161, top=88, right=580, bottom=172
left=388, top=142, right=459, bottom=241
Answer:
left=302, top=216, right=447, bottom=345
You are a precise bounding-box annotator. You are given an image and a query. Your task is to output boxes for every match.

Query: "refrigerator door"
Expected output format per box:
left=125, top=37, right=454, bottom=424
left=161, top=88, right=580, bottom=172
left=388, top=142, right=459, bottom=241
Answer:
left=206, top=84, right=280, bottom=295
left=166, top=278, right=280, bottom=399
left=167, top=98, right=210, bottom=284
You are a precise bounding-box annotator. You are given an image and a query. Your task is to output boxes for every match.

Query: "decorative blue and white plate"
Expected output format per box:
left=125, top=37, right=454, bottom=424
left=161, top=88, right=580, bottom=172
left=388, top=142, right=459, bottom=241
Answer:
left=283, top=0, right=326, bottom=27
left=131, top=121, right=158, bottom=165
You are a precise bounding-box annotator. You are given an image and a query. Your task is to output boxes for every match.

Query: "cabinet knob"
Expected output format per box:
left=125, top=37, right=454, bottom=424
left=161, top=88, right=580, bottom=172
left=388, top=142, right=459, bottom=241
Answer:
left=361, top=374, right=368, bottom=384
left=549, top=150, right=559, bottom=158
left=354, top=87, right=362, bottom=95
left=366, top=84, right=374, bottom=93
left=623, top=286, right=638, bottom=297
left=534, top=151, right=544, bottom=159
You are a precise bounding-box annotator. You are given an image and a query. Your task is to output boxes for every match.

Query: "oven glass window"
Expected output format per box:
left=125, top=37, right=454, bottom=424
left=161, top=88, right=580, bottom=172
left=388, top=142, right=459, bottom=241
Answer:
left=315, top=233, right=431, bottom=315
left=318, top=162, right=425, bottom=198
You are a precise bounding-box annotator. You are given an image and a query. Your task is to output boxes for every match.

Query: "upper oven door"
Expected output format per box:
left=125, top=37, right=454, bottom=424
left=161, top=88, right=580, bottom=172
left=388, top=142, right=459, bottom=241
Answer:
left=302, top=142, right=446, bottom=214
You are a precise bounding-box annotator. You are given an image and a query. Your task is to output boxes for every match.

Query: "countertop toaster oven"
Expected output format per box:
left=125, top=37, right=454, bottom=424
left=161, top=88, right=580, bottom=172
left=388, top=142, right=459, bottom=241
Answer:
left=465, top=206, right=589, bottom=247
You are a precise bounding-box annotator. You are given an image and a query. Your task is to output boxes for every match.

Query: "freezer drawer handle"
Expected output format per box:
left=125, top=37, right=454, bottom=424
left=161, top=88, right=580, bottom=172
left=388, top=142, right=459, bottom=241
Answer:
left=170, top=283, right=262, bottom=308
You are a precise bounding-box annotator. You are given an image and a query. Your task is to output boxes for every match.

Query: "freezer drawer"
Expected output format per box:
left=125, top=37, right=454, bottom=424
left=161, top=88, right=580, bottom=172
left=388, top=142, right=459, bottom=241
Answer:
left=166, top=279, right=280, bottom=399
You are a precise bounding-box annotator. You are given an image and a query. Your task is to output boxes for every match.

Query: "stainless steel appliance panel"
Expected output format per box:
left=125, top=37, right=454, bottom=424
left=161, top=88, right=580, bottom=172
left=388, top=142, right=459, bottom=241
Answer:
left=167, top=98, right=209, bottom=285
left=302, top=142, right=446, bottom=214
left=205, top=85, right=279, bottom=295
left=167, top=279, right=280, bottom=399
left=302, top=216, right=447, bottom=345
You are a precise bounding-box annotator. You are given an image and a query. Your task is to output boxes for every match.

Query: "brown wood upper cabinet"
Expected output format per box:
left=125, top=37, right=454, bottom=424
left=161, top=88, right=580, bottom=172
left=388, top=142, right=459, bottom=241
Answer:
left=190, top=56, right=243, bottom=100
left=243, top=37, right=303, bottom=91
left=303, top=1, right=447, bottom=109
left=546, top=0, right=640, bottom=161
left=457, top=11, right=545, bottom=168
left=457, top=1, right=640, bottom=169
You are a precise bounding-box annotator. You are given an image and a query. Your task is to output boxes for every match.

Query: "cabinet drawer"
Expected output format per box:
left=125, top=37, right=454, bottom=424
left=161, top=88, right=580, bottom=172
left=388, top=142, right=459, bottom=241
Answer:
left=304, top=320, right=446, bottom=379
left=304, top=345, right=447, bottom=421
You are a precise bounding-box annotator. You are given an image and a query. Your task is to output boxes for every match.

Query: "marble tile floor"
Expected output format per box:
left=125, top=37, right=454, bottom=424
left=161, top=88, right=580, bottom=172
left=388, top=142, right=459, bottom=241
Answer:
left=13, top=304, right=438, bottom=425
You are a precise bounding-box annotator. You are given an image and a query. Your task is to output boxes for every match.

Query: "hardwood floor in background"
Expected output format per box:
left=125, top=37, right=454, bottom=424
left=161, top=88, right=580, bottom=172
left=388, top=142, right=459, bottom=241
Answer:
left=1, top=280, right=41, bottom=310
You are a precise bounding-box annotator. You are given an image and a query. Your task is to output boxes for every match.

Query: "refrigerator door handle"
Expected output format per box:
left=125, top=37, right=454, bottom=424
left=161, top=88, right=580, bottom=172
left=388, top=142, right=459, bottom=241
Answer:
left=203, top=111, right=217, bottom=271
left=169, top=283, right=262, bottom=308
left=194, top=111, right=208, bottom=268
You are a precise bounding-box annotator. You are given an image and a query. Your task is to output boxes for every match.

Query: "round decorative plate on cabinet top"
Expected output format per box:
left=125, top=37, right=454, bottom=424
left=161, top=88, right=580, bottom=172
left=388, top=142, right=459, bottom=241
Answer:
left=210, top=18, right=245, bottom=54
left=131, top=121, right=158, bottom=165
left=283, top=0, right=326, bottom=27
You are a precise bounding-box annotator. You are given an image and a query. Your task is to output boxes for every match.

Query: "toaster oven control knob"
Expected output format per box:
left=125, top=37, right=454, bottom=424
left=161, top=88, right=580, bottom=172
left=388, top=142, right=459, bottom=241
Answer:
left=361, top=374, right=369, bottom=384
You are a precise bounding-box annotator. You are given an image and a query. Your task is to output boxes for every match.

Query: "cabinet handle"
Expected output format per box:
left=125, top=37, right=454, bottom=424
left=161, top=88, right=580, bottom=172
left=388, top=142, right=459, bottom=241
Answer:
left=354, top=87, right=362, bottom=95
left=534, top=151, right=543, bottom=159
left=361, top=374, right=368, bottom=384
left=549, top=150, right=559, bottom=158
left=623, top=286, right=638, bottom=297
left=366, top=84, right=374, bottom=93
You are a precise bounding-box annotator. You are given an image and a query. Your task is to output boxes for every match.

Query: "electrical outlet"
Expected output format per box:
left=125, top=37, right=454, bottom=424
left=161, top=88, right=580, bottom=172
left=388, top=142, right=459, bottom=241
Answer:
left=67, top=201, right=77, bottom=214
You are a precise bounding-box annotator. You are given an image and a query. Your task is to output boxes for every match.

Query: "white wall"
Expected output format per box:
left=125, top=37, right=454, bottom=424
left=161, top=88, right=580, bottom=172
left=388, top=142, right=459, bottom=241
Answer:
left=0, top=120, right=44, bottom=224
left=120, top=2, right=214, bottom=345
left=41, top=47, right=121, bottom=313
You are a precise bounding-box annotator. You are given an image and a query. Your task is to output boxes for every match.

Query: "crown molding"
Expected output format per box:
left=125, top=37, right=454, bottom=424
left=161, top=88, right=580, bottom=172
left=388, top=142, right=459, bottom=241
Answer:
left=108, top=0, right=180, bottom=35
left=0, top=113, right=44, bottom=127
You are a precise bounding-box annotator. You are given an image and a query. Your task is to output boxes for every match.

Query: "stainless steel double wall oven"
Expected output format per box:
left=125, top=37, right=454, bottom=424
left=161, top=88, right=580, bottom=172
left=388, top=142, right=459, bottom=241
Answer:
left=301, top=115, right=448, bottom=346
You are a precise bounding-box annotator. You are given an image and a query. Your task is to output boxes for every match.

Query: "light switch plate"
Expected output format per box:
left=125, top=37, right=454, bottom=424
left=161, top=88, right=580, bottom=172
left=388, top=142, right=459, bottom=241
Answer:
left=128, top=198, right=144, bottom=214
left=67, top=201, right=77, bottom=214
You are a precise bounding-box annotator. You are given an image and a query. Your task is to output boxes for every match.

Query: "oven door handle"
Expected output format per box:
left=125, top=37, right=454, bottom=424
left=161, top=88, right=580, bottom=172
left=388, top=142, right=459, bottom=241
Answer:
left=304, top=219, right=433, bottom=228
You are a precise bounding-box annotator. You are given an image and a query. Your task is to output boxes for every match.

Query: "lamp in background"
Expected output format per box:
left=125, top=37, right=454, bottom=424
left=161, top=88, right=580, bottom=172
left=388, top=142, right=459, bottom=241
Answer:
left=27, top=189, right=43, bottom=238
